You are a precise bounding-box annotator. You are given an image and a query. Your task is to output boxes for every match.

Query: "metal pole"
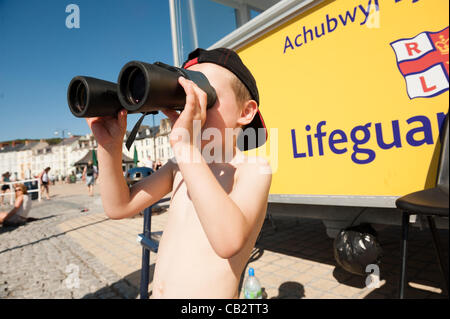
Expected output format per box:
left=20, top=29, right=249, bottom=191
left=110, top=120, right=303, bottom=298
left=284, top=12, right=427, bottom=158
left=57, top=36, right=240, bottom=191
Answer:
left=152, top=115, right=157, bottom=165
left=188, top=0, right=199, bottom=49
left=234, top=4, right=251, bottom=28
left=38, top=179, right=41, bottom=202
left=427, top=215, right=449, bottom=295
left=9, top=182, right=14, bottom=205
left=169, top=0, right=181, bottom=67
left=55, top=129, right=71, bottom=178
left=140, top=205, right=152, bottom=299
left=399, top=212, right=409, bottom=299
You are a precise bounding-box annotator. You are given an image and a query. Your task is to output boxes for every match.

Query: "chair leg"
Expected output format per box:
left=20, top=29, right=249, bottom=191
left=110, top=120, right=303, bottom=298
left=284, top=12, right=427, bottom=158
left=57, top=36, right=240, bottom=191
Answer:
left=267, top=212, right=277, bottom=231
left=427, top=216, right=449, bottom=296
left=399, top=212, right=410, bottom=299
left=140, top=205, right=152, bottom=299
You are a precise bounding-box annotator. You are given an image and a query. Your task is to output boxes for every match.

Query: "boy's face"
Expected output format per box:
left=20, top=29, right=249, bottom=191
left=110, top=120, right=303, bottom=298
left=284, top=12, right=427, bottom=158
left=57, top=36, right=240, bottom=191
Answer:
left=186, top=63, right=249, bottom=149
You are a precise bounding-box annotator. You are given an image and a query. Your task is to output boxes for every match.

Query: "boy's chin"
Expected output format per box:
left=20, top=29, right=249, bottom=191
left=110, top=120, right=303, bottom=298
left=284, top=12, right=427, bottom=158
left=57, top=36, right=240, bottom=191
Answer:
left=200, top=139, right=238, bottom=152
left=200, top=139, right=223, bottom=150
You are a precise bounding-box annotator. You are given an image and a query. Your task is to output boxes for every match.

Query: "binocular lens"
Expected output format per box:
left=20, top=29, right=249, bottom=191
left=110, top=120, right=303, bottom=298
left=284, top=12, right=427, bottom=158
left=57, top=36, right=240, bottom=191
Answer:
left=68, top=79, right=87, bottom=114
left=117, top=61, right=216, bottom=113
left=75, top=81, right=87, bottom=112
left=127, top=68, right=145, bottom=104
left=67, top=76, right=123, bottom=118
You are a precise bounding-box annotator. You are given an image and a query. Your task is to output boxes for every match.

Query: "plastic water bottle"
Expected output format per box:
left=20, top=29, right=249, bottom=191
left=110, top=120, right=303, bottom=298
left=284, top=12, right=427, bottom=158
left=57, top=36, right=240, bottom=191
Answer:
left=243, top=267, right=262, bottom=299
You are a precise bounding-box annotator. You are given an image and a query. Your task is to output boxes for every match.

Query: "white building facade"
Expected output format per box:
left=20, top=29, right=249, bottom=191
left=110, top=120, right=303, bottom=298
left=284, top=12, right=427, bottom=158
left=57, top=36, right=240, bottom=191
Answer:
left=0, top=135, right=97, bottom=180
left=122, top=118, right=173, bottom=168
left=1, top=119, right=174, bottom=180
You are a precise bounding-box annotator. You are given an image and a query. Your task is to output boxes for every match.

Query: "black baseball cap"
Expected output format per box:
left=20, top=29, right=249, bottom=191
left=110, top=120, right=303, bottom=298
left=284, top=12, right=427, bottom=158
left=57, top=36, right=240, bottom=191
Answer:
left=182, top=48, right=267, bottom=151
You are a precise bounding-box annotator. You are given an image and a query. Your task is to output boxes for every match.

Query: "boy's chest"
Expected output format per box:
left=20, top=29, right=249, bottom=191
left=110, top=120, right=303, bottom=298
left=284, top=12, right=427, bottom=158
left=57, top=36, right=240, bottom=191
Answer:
left=163, top=166, right=240, bottom=253
left=170, top=165, right=237, bottom=214
left=173, top=162, right=236, bottom=190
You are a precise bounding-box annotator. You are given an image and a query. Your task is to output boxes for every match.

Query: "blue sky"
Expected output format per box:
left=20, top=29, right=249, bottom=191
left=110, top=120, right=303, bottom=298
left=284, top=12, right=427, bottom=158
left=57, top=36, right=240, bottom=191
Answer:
left=0, top=0, right=240, bottom=142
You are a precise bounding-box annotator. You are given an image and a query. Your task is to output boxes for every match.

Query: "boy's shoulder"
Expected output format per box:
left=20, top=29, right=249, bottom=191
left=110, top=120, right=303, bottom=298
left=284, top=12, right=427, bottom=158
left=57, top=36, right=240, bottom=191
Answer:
left=234, top=154, right=272, bottom=181
left=231, top=154, right=272, bottom=209
left=168, top=154, right=272, bottom=182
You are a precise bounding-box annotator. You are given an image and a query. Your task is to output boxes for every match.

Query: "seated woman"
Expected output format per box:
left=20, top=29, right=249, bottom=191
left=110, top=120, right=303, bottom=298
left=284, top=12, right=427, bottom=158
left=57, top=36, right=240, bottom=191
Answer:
left=0, top=183, right=32, bottom=227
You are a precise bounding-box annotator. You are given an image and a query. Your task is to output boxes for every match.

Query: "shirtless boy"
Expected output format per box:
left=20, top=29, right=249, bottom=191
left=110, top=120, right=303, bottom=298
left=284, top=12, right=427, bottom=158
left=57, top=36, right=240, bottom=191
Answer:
left=86, top=48, right=272, bottom=298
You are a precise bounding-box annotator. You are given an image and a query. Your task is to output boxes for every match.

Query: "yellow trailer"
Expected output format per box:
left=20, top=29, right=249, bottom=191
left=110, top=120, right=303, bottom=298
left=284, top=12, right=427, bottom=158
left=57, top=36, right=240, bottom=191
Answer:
left=170, top=0, right=449, bottom=236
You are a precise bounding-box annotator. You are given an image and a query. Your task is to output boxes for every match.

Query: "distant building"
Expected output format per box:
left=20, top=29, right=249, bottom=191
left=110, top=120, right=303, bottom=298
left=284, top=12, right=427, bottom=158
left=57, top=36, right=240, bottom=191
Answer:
left=0, top=141, right=26, bottom=180
left=50, top=134, right=97, bottom=177
left=155, top=118, right=173, bottom=164
left=0, top=135, right=97, bottom=179
left=19, top=140, right=50, bottom=179
left=123, top=118, right=173, bottom=167
left=0, top=118, right=174, bottom=180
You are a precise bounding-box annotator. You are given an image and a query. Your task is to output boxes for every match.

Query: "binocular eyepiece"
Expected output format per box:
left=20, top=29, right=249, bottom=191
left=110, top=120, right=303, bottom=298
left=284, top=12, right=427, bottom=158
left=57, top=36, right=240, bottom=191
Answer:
left=67, top=61, right=217, bottom=118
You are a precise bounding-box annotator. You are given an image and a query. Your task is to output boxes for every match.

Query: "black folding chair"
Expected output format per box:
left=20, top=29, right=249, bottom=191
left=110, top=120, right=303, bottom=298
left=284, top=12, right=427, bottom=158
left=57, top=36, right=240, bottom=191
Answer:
left=395, top=112, right=449, bottom=299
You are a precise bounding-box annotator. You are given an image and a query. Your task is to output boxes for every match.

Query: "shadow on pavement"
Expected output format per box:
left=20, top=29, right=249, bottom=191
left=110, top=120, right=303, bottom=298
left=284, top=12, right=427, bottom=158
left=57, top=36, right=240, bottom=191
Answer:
left=82, top=215, right=447, bottom=299
left=270, top=282, right=305, bottom=299
left=82, top=264, right=156, bottom=299
left=0, top=215, right=57, bottom=235
left=247, top=216, right=448, bottom=299
left=0, top=217, right=108, bottom=254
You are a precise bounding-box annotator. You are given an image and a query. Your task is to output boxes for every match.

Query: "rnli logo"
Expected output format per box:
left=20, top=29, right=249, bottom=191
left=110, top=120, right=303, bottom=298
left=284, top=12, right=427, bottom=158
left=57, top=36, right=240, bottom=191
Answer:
left=391, top=26, right=449, bottom=99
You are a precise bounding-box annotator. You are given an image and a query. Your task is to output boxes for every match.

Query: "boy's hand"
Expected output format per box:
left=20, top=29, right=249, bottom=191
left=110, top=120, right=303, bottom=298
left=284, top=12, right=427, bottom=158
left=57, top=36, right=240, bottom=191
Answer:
left=85, top=109, right=127, bottom=150
left=162, top=77, right=207, bottom=149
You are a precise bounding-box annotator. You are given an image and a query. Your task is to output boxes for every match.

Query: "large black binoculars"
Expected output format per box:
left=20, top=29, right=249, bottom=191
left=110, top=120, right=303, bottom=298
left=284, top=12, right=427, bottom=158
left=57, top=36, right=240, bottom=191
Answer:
left=67, top=61, right=217, bottom=118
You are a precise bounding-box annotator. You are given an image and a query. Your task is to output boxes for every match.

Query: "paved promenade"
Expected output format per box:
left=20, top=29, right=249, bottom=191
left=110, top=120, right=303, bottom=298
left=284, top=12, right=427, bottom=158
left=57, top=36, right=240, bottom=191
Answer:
left=0, top=182, right=448, bottom=299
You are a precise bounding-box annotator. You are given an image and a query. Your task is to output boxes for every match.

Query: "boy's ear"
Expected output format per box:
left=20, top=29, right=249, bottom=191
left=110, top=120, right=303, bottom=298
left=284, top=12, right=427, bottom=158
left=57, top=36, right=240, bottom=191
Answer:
left=237, top=100, right=258, bottom=126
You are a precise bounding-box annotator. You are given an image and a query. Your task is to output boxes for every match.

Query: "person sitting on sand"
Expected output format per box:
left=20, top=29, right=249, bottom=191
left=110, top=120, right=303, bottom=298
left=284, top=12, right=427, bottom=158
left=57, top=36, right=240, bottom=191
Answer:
left=0, top=183, right=33, bottom=227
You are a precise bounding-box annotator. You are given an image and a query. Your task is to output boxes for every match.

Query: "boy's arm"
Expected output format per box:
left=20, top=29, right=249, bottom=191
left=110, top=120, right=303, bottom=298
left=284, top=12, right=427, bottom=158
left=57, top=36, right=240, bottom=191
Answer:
left=176, top=145, right=271, bottom=259
left=101, top=157, right=174, bottom=219
left=167, top=77, right=272, bottom=259
left=87, top=111, right=173, bottom=220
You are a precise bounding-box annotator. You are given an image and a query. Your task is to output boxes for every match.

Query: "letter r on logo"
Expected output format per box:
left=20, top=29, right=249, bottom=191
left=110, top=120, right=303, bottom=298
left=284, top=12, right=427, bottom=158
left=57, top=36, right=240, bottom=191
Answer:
left=405, top=42, right=421, bottom=56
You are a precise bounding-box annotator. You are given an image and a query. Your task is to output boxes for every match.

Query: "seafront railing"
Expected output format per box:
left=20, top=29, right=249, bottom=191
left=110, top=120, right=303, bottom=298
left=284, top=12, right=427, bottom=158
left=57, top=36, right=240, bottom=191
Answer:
left=0, top=178, right=41, bottom=205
